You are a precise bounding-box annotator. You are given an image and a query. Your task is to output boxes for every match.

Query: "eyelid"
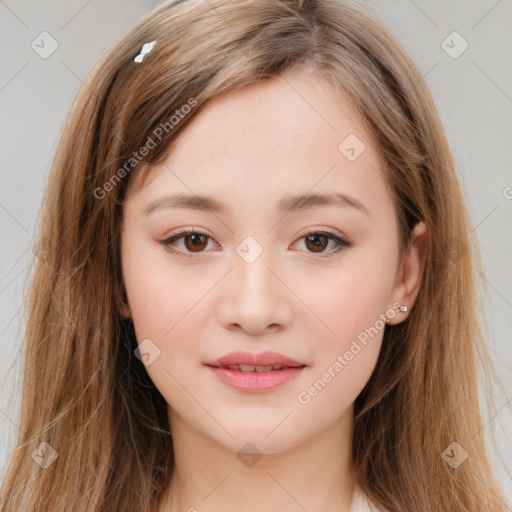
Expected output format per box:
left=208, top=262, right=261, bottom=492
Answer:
left=163, top=226, right=214, bottom=241
left=296, top=226, right=349, bottom=243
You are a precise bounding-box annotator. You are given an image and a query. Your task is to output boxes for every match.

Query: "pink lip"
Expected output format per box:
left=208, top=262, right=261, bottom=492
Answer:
left=204, top=351, right=307, bottom=392
left=206, top=366, right=305, bottom=392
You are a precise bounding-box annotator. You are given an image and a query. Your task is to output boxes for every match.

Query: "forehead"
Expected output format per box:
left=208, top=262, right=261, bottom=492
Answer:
left=172, top=68, right=370, bottom=161
left=126, top=66, right=388, bottom=211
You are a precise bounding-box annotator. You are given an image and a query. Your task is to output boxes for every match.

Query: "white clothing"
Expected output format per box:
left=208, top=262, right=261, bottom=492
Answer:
left=351, top=488, right=390, bottom=512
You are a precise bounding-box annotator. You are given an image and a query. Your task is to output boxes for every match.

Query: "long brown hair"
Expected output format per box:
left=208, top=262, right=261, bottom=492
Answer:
left=1, top=0, right=507, bottom=510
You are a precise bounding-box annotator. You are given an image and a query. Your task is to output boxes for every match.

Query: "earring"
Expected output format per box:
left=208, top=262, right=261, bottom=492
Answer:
left=399, top=305, right=408, bottom=312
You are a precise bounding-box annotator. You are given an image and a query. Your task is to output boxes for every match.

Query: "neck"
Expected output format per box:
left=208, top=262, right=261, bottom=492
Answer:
left=159, top=407, right=357, bottom=512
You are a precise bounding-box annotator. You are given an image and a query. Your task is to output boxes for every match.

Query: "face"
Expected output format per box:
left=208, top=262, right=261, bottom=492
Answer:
left=120, top=65, right=416, bottom=455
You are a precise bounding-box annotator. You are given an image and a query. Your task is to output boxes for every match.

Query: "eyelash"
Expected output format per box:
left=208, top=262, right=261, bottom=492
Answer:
left=158, top=227, right=352, bottom=258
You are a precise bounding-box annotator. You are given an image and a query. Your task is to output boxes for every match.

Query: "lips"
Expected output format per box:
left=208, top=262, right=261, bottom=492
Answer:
left=205, top=350, right=306, bottom=371
left=204, top=351, right=307, bottom=391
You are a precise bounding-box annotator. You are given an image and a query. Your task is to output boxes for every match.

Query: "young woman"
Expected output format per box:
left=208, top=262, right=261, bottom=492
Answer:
left=1, top=0, right=508, bottom=510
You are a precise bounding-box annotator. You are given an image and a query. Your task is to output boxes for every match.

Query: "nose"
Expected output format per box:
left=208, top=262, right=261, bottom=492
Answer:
left=215, top=250, right=293, bottom=335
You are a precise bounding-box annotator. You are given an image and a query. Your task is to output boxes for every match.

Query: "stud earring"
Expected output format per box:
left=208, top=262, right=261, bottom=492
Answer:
left=399, top=305, right=408, bottom=312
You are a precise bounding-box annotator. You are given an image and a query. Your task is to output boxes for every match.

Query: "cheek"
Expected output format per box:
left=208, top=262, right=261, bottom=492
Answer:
left=296, top=275, right=386, bottom=414
left=121, top=239, right=221, bottom=378
left=122, top=235, right=209, bottom=340
left=302, top=258, right=393, bottom=349
left=295, top=255, right=393, bottom=403
left=122, top=254, right=210, bottom=412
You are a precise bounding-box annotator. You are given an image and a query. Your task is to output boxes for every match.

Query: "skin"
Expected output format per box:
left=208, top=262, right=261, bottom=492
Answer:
left=120, top=64, right=427, bottom=512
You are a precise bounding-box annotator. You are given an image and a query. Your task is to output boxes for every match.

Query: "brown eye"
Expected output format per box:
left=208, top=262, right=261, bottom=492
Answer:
left=183, top=233, right=208, bottom=252
left=304, top=233, right=330, bottom=252
left=160, top=229, right=215, bottom=256
left=296, top=231, right=351, bottom=256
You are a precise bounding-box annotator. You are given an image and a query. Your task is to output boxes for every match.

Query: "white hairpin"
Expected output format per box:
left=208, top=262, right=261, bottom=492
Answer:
left=134, top=40, right=156, bottom=63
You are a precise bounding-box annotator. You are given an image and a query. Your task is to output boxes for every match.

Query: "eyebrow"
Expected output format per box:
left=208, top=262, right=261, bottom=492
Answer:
left=143, top=192, right=370, bottom=217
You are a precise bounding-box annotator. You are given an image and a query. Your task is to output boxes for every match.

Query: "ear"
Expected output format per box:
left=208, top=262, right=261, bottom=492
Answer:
left=121, top=302, right=131, bottom=319
left=386, top=221, right=428, bottom=325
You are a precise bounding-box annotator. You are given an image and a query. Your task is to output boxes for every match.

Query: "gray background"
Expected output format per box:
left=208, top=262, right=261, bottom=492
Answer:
left=1, top=0, right=511, bottom=505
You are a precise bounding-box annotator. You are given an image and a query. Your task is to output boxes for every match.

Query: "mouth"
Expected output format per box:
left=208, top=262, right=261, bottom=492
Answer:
left=204, top=351, right=307, bottom=391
